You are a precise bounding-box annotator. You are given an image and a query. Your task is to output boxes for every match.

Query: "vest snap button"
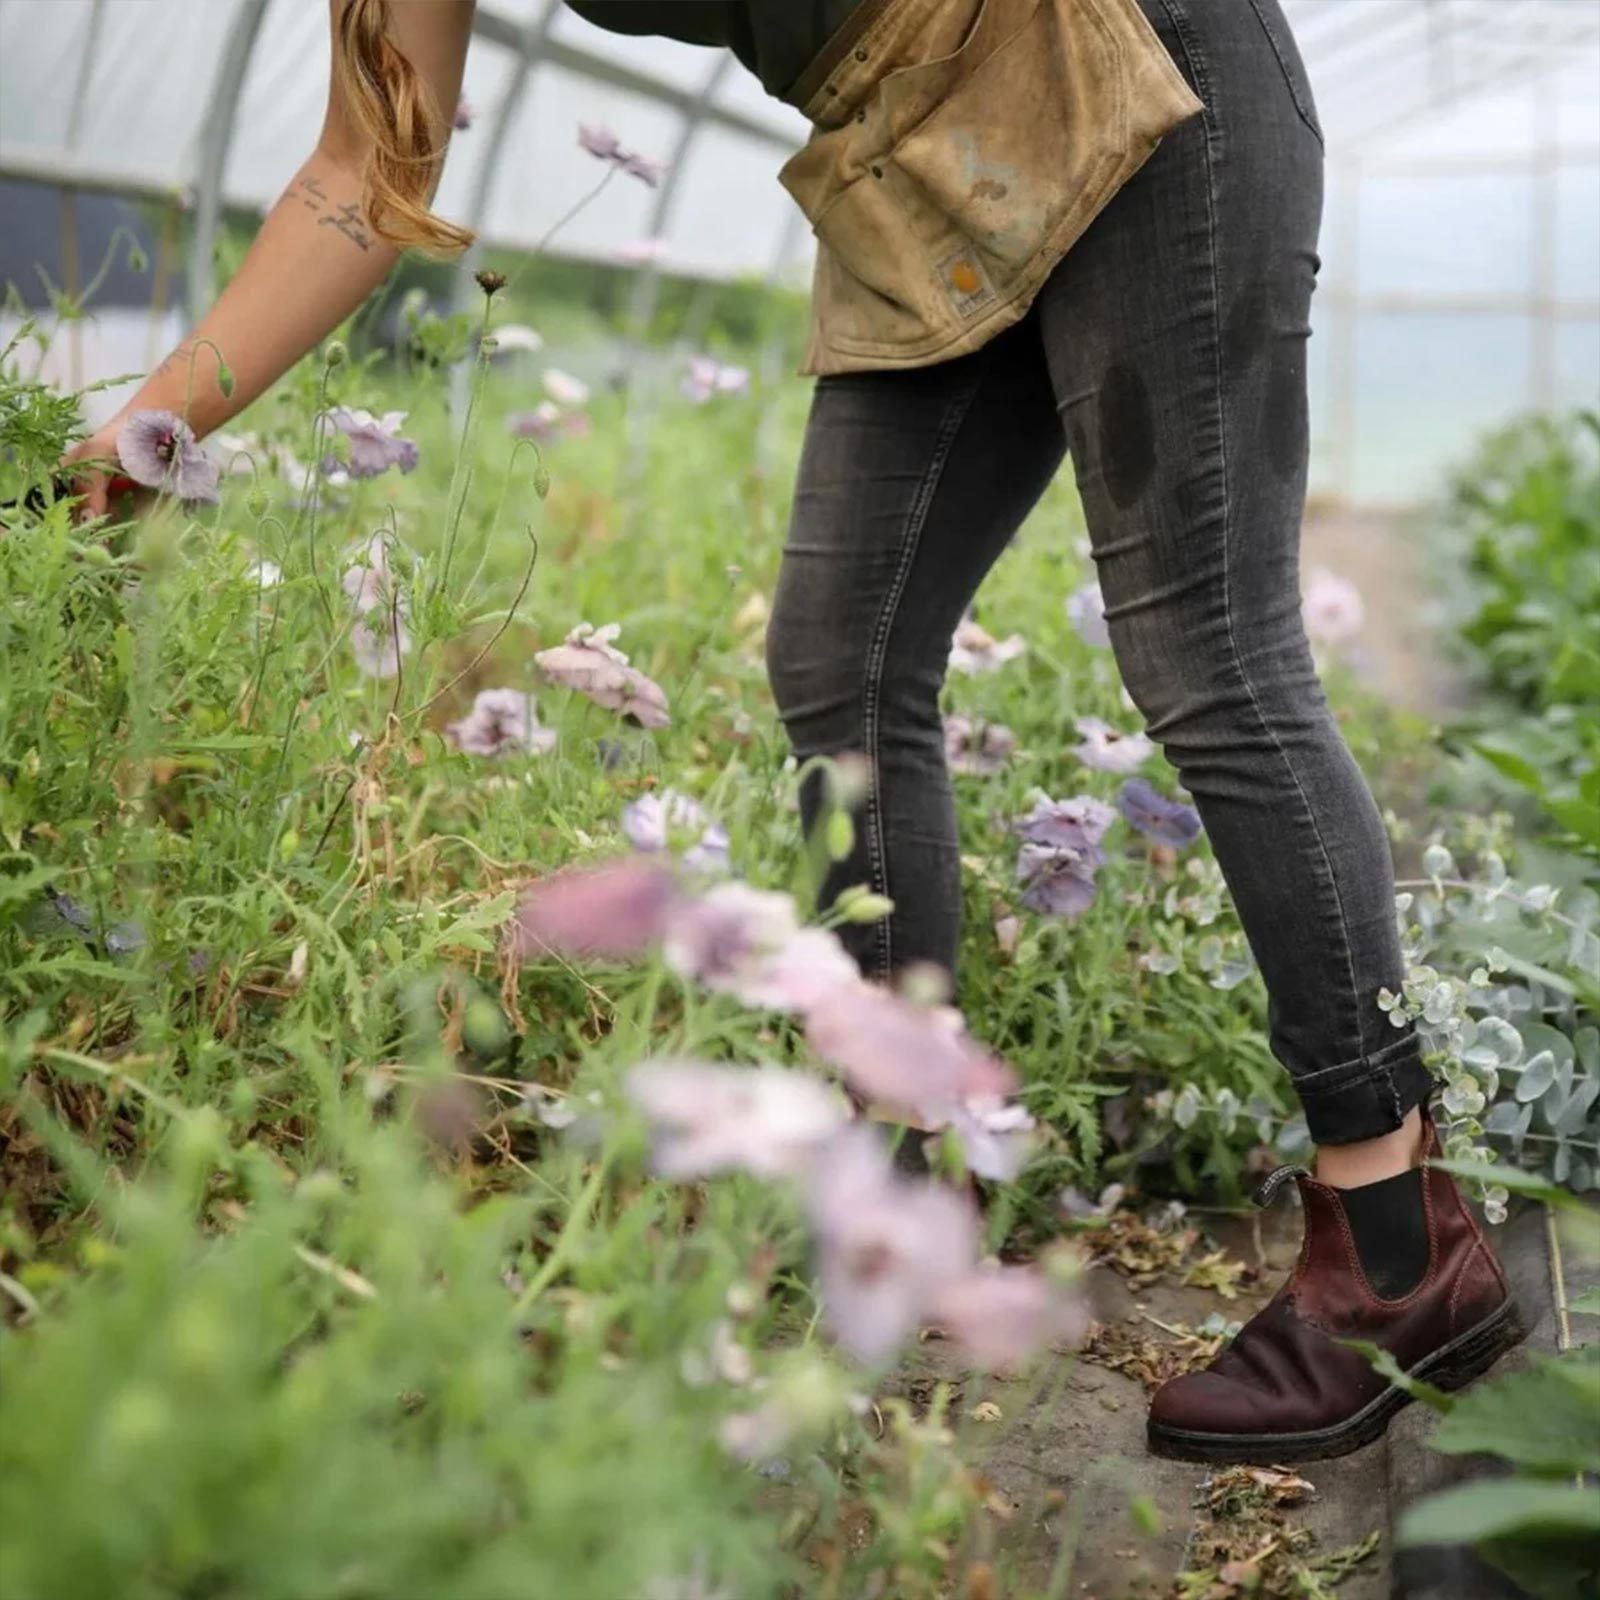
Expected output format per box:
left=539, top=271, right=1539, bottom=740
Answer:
left=855, top=109, right=866, bottom=123
left=854, top=48, right=868, bottom=62
left=871, top=164, right=884, bottom=178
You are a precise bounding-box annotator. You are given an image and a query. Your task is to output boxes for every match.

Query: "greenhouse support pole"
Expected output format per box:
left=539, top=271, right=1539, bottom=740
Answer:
left=60, top=0, right=108, bottom=389
left=448, top=0, right=561, bottom=418
left=1528, top=83, right=1560, bottom=411
left=186, top=0, right=272, bottom=325
left=624, top=55, right=737, bottom=348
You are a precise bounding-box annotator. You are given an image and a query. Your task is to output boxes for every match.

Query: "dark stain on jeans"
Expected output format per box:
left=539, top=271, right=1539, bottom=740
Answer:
left=1099, top=363, right=1157, bottom=508
left=1264, top=345, right=1308, bottom=481
left=1224, top=277, right=1272, bottom=372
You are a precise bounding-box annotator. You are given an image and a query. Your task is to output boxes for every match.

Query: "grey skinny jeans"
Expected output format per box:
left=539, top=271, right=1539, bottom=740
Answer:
left=766, top=0, right=1430, bottom=1146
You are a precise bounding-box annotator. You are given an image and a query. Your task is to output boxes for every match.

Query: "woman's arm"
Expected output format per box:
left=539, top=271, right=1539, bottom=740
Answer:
left=64, top=0, right=475, bottom=512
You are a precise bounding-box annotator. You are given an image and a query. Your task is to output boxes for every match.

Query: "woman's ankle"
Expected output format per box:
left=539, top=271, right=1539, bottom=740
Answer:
left=1314, top=1104, right=1424, bottom=1189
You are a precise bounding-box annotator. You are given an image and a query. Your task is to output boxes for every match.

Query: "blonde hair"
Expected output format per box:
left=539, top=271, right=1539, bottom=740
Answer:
left=334, top=0, right=473, bottom=256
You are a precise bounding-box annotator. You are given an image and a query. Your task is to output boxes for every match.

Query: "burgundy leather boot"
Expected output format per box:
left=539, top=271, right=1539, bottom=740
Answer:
left=1147, top=1120, right=1525, bottom=1463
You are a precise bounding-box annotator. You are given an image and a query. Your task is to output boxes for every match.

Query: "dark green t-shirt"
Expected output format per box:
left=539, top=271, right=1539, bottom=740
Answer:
left=562, top=1, right=863, bottom=99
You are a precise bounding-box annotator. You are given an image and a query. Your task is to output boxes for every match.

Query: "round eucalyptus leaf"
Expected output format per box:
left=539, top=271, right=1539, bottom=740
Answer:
left=1514, top=1049, right=1557, bottom=1103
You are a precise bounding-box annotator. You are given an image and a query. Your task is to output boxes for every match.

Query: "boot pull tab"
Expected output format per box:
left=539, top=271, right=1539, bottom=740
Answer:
left=1253, top=1163, right=1311, bottom=1208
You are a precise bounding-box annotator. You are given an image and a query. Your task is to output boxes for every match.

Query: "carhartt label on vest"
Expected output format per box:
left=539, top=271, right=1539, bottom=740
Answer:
left=937, top=249, right=995, bottom=318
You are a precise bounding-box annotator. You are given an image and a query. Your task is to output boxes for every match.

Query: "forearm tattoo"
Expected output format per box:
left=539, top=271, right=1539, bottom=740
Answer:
left=286, top=173, right=372, bottom=252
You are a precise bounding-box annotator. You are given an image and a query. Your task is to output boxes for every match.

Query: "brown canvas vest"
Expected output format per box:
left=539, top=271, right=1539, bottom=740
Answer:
left=776, top=0, right=1203, bottom=375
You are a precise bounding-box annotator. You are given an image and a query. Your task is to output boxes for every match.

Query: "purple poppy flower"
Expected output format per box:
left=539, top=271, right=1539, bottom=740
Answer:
left=944, top=715, right=1017, bottom=777
left=622, top=790, right=729, bottom=873
left=1066, top=580, right=1111, bottom=648
left=625, top=1059, right=848, bottom=1181
left=320, top=408, right=419, bottom=479
left=536, top=622, right=670, bottom=729
left=340, top=535, right=411, bottom=679
left=945, top=1094, right=1037, bottom=1182
left=1013, top=794, right=1116, bottom=853
left=116, top=409, right=220, bottom=504
left=508, top=857, right=682, bottom=963
left=445, top=688, right=557, bottom=757
left=509, top=402, right=591, bottom=443
left=1118, top=777, right=1203, bottom=848
left=578, top=123, right=664, bottom=187
left=1072, top=715, right=1153, bottom=774
left=1016, top=841, right=1101, bottom=919
left=351, top=613, right=411, bottom=679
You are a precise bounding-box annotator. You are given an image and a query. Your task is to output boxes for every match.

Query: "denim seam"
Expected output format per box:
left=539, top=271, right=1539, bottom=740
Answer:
left=1157, top=0, right=1394, bottom=1123
left=1293, top=1030, right=1425, bottom=1093
left=859, top=363, right=989, bottom=979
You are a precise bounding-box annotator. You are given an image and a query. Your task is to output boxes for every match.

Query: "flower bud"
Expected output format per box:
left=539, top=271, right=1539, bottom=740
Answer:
left=324, top=339, right=348, bottom=367
left=476, top=268, right=508, bottom=296
left=825, top=808, right=854, bottom=861
left=840, top=890, right=894, bottom=925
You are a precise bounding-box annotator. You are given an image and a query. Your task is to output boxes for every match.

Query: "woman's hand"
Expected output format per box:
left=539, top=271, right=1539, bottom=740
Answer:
left=59, top=416, right=127, bottom=520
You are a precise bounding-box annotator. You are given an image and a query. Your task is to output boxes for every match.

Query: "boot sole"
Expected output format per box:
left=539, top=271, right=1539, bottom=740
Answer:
left=1146, top=1294, right=1528, bottom=1466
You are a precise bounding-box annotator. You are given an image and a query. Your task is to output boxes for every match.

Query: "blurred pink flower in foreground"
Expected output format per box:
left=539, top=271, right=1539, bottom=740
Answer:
left=508, top=857, right=680, bottom=962
left=542, top=368, right=590, bottom=407
left=578, top=123, right=664, bottom=187
left=927, top=1263, right=1086, bottom=1370
left=445, top=688, right=557, bottom=757
left=536, top=622, right=670, bottom=729
left=117, top=409, right=220, bottom=504
left=453, top=96, right=473, bottom=131
left=626, top=1059, right=848, bottom=1180
left=943, top=714, right=1017, bottom=777
left=948, top=616, right=1025, bottom=675
left=682, top=356, right=750, bottom=404
left=805, top=981, right=1014, bottom=1127
left=1071, top=715, right=1152, bottom=774
left=945, top=1094, right=1037, bottom=1181
left=487, top=322, right=543, bottom=355
left=1302, top=567, right=1365, bottom=646
left=806, top=1128, right=979, bottom=1364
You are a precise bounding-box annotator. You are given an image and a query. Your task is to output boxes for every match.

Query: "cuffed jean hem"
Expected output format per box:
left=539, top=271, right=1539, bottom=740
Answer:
left=1292, top=1030, right=1434, bottom=1145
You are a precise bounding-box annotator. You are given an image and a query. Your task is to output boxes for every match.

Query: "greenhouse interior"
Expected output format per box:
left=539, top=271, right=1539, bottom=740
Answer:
left=1, top=2, right=1597, bottom=1597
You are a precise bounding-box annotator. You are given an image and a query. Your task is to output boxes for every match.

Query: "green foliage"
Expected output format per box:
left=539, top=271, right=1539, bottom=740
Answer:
left=1437, top=412, right=1600, bottom=860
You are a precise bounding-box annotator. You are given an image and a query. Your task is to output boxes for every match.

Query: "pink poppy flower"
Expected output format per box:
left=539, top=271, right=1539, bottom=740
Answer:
left=805, top=1128, right=980, bottom=1364
left=1072, top=715, right=1153, bottom=774
left=542, top=368, right=590, bottom=407
left=341, top=535, right=411, bottom=679
left=535, top=622, right=670, bottom=728
left=578, top=123, right=663, bottom=187
left=487, top=323, right=543, bottom=355
left=947, top=616, right=1025, bottom=676
left=351, top=612, right=411, bottom=680
left=681, top=356, right=751, bottom=403
left=445, top=688, right=557, bottom=757
left=508, top=857, right=681, bottom=962
left=662, top=881, right=792, bottom=981
left=509, top=402, right=590, bottom=442
left=116, top=409, right=220, bottom=504
left=1302, top=567, right=1365, bottom=645
left=928, top=1265, right=1087, bottom=1370
left=943, top=715, right=1017, bottom=777
left=717, top=925, right=863, bottom=1015
left=1118, top=777, right=1202, bottom=848
left=1066, top=579, right=1111, bottom=648
left=625, top=1058, right=848, bottom=1180
left=320, top=408, right=418, bottom=479
left=805, top=982, right=1014, bottom=1127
